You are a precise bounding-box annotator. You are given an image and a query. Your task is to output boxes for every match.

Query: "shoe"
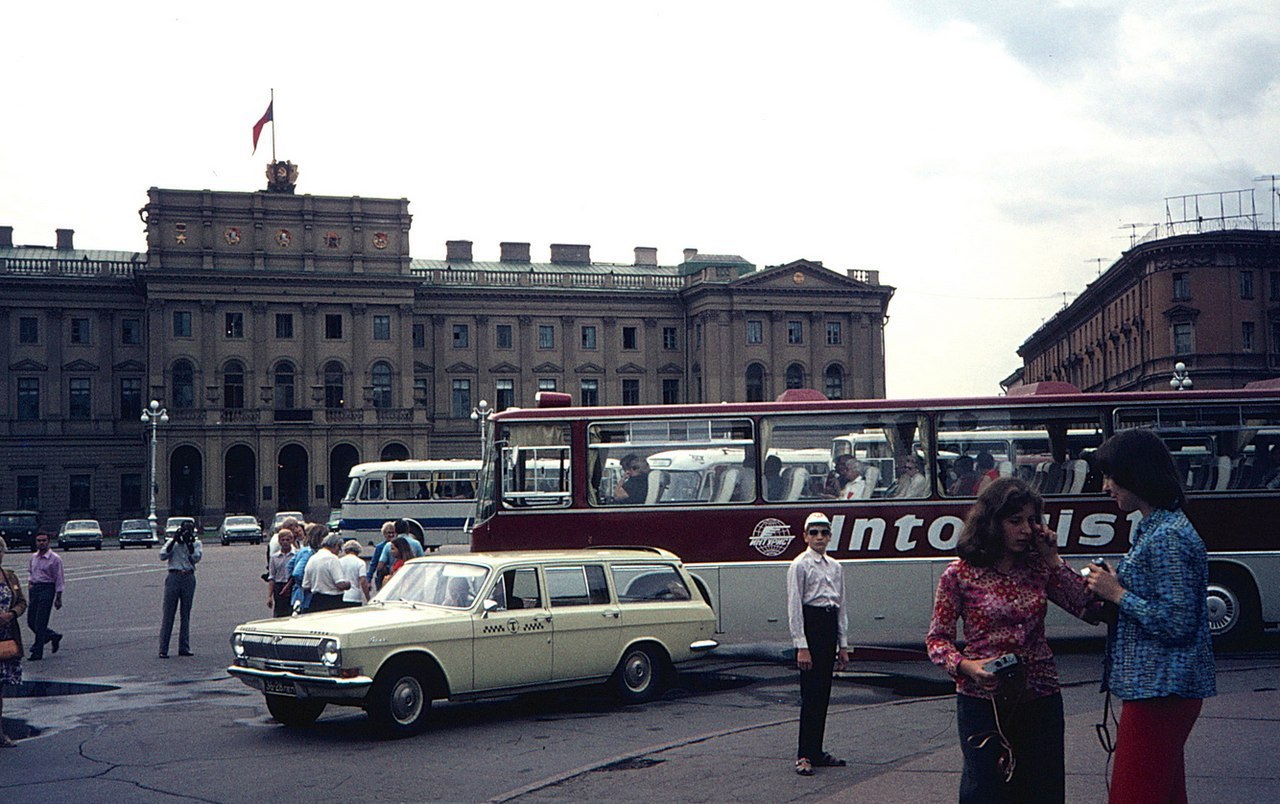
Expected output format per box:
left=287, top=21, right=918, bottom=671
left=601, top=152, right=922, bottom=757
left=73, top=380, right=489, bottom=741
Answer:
left=0, top=733, right=16, bottom=748
left=158, top=652, right=169, bottom=659
left=814, top=752, right=847, bottom=767
left=27, top=654, right=42, bottom=661
left=51, top=634, right=62, bottom=654
left=178, top=651, right=194, bottom=657
left=795, top=758, right=814, bottom=777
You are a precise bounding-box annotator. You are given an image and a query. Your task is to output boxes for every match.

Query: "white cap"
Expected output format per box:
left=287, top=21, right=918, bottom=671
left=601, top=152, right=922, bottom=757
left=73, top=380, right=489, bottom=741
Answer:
left=804, top=512, right=832, bottom=530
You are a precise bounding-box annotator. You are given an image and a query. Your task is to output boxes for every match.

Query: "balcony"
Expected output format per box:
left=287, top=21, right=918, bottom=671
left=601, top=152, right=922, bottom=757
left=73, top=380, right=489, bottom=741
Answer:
left=273, top=409, right=314, bottom=423
left=325, top=408, right=365, bottom=424
left=376, top=408, right=415, bottom=423
left=220, top=409, right=261, bottom=424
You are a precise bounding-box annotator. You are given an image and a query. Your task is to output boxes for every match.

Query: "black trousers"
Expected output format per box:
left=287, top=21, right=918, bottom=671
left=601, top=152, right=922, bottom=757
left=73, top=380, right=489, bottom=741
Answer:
left=271, top=582, right=292, bottom=618
left=308, top=592, right=345, bottom=612
left=27, top=582, right=60, bottom=657
left=956, top=691, right=1065, bottom=803
left=797, top=604, right=839, bottom=761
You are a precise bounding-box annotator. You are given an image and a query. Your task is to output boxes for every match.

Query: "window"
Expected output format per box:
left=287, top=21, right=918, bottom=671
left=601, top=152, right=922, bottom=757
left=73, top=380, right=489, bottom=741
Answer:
left=826, top=321, right=842, bottom=345
left=785, top=363, right=805, bottom=389
left=1243, top=321, right=1255, bottom=352
left=451, top=379, right=472, bottom=418
left=69, top=474, right=92, bottom=512
left=116, top=317, right=141, bottom=345
left=538, top=378, right=557, bottom=392
left=581, top=326, right=597, bottom=350
left=1241, top=270, right=1255, bottom=300
left=787, top=320, right=803, bottom=345
left=17, top=378, right=39, bottom=420
left=373, top=315, right=391, bottom=341
left=824, top=365, right=844, bottom=400
left=412, top=323, right=426, bottom=348
left=622, top=326, right=638, bottom=350
left=546, top=565, right=610, bottom=607
left=581, top=378, right=599, bottom=406
left=120, top=377, right=142, bottom=419
left=173, top=311, right=192, bottom=337
left=496, top=424, right=571, bottom=511
left=1173, top=322, right=1193, bottom=355
left=662, top=326, right=678, bottom=350
left=695, top=322, right=702, bottom=349
left=67, top=378, right=91, bottom=419
left=538, top=324, right=555, bottom=349
left=1172, top=272, right=1190, bottom=301
left=745, top=363, right=765, bottom=402
left=612, top=564, right=690, bottom=603
left=71, top=317, right=90, bottom=344
left=276, top=313, right=293, bottom=339
left=662, top=378, right=680, bottom=404
left=173, top=360, right=195, bottom=409
left=496, top=379, right=514, bottom=411
left=16, top=475, right=39, bottom=510
left=18, top=316, right=38, bottom=344
left=622, top=378, right=641, bottom=405
left=274, top=362, right=295, bottom=409
left=223, top=361, right=245, bottom=409
left=225, top=312, right=244, bottom=338
left=324, top=361, right=345, bottom=408
left=325, top=314, right=343, bottom=339
left=588, top=418, right=754, bottom=508
left=371, top=361, right=393, bottom=408
left=120, top=473, right=142, bottom=513
left=452, top=324, right=469, bottom=348
left=496, top=324, right=513, bottom=349
left=488, top=567, right=542, bottom=610
left=746, top=320, right=763, bottom=345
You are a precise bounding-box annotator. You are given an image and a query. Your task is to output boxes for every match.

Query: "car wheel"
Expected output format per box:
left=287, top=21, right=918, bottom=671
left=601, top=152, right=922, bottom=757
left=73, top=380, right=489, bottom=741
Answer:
left=611, top=643, right=668, bottom=704
left=1207, top=565, right=1262, bottom=649
left=264, top=694, right=326, bottom=727
left=94, top=543, right=102, bottom=551
left=367, top=661, right=433, bottom=738
left=120, top=543, right=126, bottom=550
left=221, top=540, right=229, bottom=546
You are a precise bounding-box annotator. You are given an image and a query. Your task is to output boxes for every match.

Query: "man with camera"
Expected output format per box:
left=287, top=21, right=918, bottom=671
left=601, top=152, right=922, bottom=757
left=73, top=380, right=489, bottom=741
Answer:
left=158, top=520, right=203, bottom=658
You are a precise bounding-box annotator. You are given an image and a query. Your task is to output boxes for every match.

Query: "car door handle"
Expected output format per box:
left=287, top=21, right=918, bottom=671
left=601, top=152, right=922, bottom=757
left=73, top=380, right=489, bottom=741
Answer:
left=603, top=610, right=620, bottom=619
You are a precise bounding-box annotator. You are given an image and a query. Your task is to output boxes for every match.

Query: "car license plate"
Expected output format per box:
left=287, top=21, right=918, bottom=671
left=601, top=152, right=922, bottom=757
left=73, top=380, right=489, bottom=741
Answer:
left=262, top=678, right=297, bottom=696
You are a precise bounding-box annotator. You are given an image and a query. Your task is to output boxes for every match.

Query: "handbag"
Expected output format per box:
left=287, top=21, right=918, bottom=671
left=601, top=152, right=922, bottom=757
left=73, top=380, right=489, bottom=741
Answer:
left=0, top=638, right=19, bottom=661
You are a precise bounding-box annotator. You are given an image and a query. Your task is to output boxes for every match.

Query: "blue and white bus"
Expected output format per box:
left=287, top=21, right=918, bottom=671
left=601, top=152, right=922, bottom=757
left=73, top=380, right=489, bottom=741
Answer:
left=338, top=460, right=480, bottom=549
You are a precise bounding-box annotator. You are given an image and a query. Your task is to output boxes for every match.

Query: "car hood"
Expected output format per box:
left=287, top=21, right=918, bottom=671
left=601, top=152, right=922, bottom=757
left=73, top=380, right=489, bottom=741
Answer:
left=236, top=603, right=465, bottom=636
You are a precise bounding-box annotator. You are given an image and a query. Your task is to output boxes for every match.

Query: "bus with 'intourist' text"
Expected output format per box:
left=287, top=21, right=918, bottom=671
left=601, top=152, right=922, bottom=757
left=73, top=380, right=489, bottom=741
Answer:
left=469, top=384, right=1280, bottom=647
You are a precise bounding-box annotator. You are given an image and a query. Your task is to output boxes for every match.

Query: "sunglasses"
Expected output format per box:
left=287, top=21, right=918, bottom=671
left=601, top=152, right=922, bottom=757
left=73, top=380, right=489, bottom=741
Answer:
left=807, top=528, right=831, bottom=536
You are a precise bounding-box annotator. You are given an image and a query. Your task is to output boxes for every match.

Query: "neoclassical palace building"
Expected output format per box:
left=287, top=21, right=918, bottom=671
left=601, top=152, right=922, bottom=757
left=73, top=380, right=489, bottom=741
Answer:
left=1, top=169, right=894, bottom=529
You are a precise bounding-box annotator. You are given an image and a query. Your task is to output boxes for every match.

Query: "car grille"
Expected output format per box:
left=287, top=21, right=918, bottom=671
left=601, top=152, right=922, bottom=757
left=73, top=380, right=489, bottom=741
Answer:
left=240, top=634, right=322, bottom=663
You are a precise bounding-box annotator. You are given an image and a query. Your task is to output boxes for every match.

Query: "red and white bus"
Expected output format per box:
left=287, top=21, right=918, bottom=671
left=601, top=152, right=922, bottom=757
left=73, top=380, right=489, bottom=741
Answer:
left=470, top=383, right=1280, bottom=646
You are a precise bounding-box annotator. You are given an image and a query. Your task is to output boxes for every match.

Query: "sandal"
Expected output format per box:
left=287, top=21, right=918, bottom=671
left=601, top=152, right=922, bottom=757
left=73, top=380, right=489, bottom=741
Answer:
left=815, top=752, right=846, bottom=767
left=795, top=757, right=814, bottom=776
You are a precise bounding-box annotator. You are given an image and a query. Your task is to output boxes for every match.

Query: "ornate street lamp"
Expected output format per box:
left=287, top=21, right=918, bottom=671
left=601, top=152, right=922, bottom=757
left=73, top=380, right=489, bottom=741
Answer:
left=1170, top=361, right=1193, bottom=391
left=470, top=399, right=493, bottom=463
left=140, top=400, right=169, bottom=533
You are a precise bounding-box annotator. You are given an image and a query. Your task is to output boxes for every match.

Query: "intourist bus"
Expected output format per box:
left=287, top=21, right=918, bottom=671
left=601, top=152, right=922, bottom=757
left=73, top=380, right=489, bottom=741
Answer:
left=340, top=460, right=479, bottom=548
left=470, top=384, right=1280, bottom=647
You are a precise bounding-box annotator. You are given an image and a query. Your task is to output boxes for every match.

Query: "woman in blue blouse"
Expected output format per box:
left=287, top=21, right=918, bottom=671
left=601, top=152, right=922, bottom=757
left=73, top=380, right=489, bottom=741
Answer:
left=1085, top=429, right=1215, bottom=804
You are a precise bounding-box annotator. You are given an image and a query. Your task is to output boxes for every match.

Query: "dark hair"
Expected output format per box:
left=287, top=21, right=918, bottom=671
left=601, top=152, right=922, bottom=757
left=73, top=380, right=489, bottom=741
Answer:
left=975, top=451, right=995, bottom=472
left=1095, top=429, right=1184, bottom=510
left=956, top=477, right=1044, bottom=567
left=390, top=536, right=414, bottom=562
left=954, top=455, right=974, bottom=473
left=763, top=455, right=783, bottom=475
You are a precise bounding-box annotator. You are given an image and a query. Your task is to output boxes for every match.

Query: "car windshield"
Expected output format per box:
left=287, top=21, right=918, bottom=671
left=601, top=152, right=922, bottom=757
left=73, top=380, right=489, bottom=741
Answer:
left=122, top=519, right=150, bottom=530
left=0, top=515, right=37, bottom=527
left=225, top=517, right=257, bottom=527
left=373, top=561, right=489, bottom=609
left=166, top=518, right=192, bottom=531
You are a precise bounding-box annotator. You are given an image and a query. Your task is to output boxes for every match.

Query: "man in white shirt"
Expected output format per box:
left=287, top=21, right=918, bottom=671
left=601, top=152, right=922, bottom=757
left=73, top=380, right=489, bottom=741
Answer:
left=303, top=535, right=350, bottom=612
left=786, top=511, right=849, bottom=776
left=339, top=540, right=367, bottom=607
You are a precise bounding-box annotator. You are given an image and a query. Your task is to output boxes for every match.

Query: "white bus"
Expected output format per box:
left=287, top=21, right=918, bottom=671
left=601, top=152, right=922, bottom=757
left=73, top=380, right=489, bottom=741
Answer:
left=339, top=460, right=480, bottom=548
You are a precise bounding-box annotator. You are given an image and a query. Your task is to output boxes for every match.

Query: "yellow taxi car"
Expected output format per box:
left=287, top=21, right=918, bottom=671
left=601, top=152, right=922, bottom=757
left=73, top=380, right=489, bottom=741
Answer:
left=228, top=547, right=718, bottom=736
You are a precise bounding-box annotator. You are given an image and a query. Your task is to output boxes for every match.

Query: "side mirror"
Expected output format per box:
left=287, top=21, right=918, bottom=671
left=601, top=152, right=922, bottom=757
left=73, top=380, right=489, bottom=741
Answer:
left=481, top=598, right=500, bottom=617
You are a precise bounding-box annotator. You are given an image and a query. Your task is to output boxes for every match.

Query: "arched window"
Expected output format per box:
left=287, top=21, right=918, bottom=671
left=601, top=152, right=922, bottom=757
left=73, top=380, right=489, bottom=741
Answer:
left=824, top=364, right=845, bottom=400
left=371, top=361, right=393, bottom=409
left=172, top=360, right=194, bottom=409
left=745, top=362, right=766, bottom=402
left=223, top=360, right=245, bottom=409
left=275, top=361, right=296, bottom=409
left=324, top=361, right=345, bottom=409
left=785, top=363, right=805, bottom=390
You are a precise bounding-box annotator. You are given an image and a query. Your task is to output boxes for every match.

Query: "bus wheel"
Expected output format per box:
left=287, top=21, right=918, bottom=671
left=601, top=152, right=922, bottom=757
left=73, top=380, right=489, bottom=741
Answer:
left=611, top=644, right=668, bottom=704
left=265, top=694, right=326, bottom=727
left=1207, top=566, right=1261, bottom=649
left=367, top=660, right=433, bottom=737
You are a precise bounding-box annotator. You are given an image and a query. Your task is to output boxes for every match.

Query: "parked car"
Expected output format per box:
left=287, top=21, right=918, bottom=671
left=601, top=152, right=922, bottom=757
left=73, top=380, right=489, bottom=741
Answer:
left=229, top=547, right=718, bottom=736
left=219, top=515, right=264, bottom=546
left=118, top=518, right=160, bottom=549
left=58, top=519, right=103, bottom=550
left=164, top=516, right=200, bottom=539
left=0, top=510, right=40, bottom=551
left=271, top=511, right=305, bottom=532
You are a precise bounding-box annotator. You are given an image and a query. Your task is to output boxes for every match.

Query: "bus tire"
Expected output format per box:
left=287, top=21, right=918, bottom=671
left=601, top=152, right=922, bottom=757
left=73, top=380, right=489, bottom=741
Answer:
left=611, top=643, right=668, bottom=704
left=367, top=659, right=433, bottom=738
left=1207, top=565, right=1261, bottom=649
left=265, top=694, right=326, bottom=727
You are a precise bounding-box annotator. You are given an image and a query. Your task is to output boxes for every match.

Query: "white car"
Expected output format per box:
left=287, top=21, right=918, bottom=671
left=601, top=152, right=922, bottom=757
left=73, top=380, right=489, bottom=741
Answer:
left=219, top=515, right=263, bottom=546
left=118, top=518, right=159, bottom=549
left=58, top=519, right=103, bottom=550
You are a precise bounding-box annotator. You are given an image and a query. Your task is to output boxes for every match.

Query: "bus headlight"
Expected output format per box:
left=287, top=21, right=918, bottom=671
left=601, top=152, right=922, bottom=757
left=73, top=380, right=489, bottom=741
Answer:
left=232, top=633, right=245, bottom=658
left=319, top=639, right=340, bottom=667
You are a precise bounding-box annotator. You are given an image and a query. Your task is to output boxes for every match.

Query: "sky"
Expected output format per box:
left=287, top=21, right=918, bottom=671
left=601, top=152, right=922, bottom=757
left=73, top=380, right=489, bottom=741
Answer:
left=5, top=0, right=1279, bottom=399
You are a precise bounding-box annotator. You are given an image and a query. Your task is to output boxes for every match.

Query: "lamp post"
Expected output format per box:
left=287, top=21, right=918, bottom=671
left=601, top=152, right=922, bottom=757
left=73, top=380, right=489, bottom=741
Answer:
left=1170, top=361, right=1193, bottom=391
left=470, top=399, right=493, bottom=464
left=140, top=400, right=169, bottom=533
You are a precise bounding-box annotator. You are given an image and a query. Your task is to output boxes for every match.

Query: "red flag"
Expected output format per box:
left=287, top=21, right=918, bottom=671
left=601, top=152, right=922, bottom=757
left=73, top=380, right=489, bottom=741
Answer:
left=252, top=101, right=273, bottom=154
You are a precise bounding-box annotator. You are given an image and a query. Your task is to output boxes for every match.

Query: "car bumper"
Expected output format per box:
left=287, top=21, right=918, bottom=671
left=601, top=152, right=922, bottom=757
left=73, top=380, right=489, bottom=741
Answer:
left=60, top=538, right=101, bottom=547
left=227, top=665, right=373, bottom=700
left=221, top=533, right=261, bottom=542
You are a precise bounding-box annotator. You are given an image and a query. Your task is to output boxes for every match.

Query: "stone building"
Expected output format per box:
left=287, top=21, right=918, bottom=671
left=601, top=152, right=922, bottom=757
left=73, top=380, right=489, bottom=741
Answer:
left=1015, top=227, right=1280, bottom=392
left=1, top=178, right=893, bottom=531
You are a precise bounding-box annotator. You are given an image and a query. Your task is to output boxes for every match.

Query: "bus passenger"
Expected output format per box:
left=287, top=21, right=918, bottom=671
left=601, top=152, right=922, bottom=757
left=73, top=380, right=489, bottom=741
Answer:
left=614, top=454, right=650, bottom=503
left=892, top=455, right=929, bottom=498
left=825, top=454, right=864, bottom=500
left=975, top=451, right=999, bottom=493
left=926, top=477, right=1097, bottom=802
left=948, top=456, right=979, bottom=496
left=1083, top=429, right=1215, bottom=804
left=763, top=455, right=786, bottom=500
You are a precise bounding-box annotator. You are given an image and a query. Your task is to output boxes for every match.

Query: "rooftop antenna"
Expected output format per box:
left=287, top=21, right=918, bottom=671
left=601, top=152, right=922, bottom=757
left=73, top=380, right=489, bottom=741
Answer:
left=1084, top=257, right=1105, bottom=277
left=1254, top=174, right=1280, bottom=230
left=1120, top=222, right=1158, bottom=248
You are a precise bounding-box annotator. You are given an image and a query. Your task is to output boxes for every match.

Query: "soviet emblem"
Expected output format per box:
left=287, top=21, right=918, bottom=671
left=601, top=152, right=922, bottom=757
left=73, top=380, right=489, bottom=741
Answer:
left=276, top=228, right=292, bottom=247
left=372, top=232, right=389, bottom=250
left=324, top=231, right=341, bottom=248
left=224, top=227, right=242, bottom=245
left=174, top=222, right=188, bottom=245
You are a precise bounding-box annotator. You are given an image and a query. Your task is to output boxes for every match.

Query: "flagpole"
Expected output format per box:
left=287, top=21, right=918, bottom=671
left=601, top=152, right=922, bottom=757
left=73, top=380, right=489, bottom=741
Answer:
left=270, top=88, right=276, bottom=163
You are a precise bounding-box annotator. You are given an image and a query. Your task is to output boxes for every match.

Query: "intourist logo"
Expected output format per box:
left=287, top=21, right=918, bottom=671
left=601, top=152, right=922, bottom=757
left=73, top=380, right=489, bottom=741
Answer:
left=749, top=518, right=795, bottom=557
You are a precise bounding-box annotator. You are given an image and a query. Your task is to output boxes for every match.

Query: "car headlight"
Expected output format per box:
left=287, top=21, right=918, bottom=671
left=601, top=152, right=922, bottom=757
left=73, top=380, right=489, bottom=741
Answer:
left=232, top=632, right=245, bottom=658
left=319, top=638, right=340, bottom=667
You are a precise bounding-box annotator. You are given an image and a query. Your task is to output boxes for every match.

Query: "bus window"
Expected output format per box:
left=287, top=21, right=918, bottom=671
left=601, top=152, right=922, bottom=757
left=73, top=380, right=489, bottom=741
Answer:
left=499, top=422, right=572, bottom=509
left=360, top=478, right=384, bottom=501
left=763, top=411, right=928, bottom=501
left=588, top=418, right=755, bottom=506
left=388, top=471, right=431, bottom=501
left=937, top=409, right=1106, bottom=496
left=343, top=476, right=362, bottom=503
left=1114, top=403, right=1280, bottom=493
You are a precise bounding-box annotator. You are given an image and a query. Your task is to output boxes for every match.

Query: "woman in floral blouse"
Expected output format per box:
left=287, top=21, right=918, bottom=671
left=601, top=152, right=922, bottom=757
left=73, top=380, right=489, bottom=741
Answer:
left=1084, top=428, right=1215, bottom=804
left=926, top=477, right=1097, bottom=803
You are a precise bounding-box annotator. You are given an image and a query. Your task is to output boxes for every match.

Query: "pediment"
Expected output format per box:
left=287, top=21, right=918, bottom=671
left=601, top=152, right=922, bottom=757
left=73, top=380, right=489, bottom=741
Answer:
left=1161, top=304, right=1201, bottom=322
left=488, top=362, right=521, bottom=374
left=113, top=359, right=147, bottom=372
left=532, top=361, right=562, bottom=374
left=733, top=259, right=871, bottom=290
left=414, top=361, right=434, bottom=373
left=62, top=359, right=100, bottom=373
left=615, top=362, right=646, bottom=375
left=657, top=362, right=684, bottom=375
left=574, top=362, right=604, bottom=375
left=445, top=362, right=477, bottom=374
left=9, top=359, right=48, bottom=372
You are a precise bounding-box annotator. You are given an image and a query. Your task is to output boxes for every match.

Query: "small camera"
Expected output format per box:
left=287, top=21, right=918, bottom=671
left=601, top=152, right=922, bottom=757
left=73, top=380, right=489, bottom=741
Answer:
left=1081, top=556, right=1109, bottom=577
left=982, top=653, right=1020, bottom=677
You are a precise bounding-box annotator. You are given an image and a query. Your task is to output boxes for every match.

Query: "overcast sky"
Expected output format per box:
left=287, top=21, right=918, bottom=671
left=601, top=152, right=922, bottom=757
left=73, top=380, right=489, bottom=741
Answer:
left=5, top=1, right=1279, bottom=399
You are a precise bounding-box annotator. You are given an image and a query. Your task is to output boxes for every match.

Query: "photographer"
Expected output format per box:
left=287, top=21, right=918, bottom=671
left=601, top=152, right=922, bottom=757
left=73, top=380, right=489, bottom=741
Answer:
left=158, top=520, right=203, bottom=658
left=925, top=478, right=1099, bottom=802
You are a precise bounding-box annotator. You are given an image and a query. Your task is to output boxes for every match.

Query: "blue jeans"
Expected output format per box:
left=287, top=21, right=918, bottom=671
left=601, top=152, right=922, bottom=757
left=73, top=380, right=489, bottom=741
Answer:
left=956, top=692, right=1064, bottom=803
left=159, top=571, right=196, bottom=654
